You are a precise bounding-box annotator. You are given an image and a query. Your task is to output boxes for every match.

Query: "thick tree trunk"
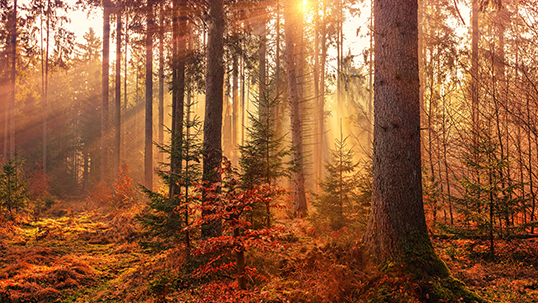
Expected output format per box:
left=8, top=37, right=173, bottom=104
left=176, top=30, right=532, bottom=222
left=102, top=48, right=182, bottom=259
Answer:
left=284, top=0, right=307, bottom=217
left=363, top=0, right=429, bottom=262
left=115, top=8, right=122, bottom=179
left=202, top=0, right=225, bottom=237
left=102, top=1, right=111, bottom=183
left=145, top=0, right=154, bottom=189
left=314, top=0, right=321, bottom=181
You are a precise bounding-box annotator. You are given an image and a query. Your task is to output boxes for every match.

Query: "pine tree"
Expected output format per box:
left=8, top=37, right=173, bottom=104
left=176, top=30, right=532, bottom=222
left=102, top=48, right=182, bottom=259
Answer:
left=239, top=85, right=290, bottom=228
left=0, top=155, right=28, bottom=217
left=312, top=129, right=369, bottom=231
left=447, top=127, right=526, bottom=258
left=137, top=101, right=203, bottom=249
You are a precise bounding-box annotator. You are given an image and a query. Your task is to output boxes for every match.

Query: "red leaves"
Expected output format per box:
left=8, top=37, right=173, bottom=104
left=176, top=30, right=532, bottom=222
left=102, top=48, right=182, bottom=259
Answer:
left=188, top=159, right=287, bottom=288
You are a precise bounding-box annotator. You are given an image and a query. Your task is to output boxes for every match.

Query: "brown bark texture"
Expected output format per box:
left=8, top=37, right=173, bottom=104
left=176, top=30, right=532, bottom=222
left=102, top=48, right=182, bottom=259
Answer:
left=284, top=0, right=307, bottom=218
left=114, top=8, right=122, bottom=179
left=101, top=2, right=110, bottom=183
left=202, top=0, right=225, bottom=238
left=363, top=0, right=430, bottom=262
left=145, top=0, right=154, bottom=189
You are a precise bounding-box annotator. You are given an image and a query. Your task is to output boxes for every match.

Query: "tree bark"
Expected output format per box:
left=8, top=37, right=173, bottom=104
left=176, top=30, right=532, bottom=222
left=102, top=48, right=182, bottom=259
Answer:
left=101, top=0, right=111, bottom=183
left=284, top=0, right=307, bottom=217
left=158, top=3, right=165, bottom=164
left=115, top=7, right=122, bottom=179
left=169, top=0, right=186, bottom=204
left=202, top=0, right=225, bottom=237
left=471, top=0, right=479, bottom=135
left=43, top=0, right=50, bottom=174
left=145, top=0, right=154, bottom=189
left=363, top=0, right=430, bottom=263
left=10, top=0, right=17, bottom=159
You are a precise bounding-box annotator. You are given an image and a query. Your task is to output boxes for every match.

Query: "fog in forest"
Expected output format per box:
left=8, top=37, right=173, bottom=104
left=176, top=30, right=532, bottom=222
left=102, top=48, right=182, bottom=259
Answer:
left=1, top=0, right=538, bottom=302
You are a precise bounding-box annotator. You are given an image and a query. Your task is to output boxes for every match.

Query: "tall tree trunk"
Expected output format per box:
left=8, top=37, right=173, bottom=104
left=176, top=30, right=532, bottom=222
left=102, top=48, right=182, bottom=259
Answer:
left=43, top=0, right=50, bottom=174
left=115, top=7, right=122, bottom=179
left=368, top=0, right=373, bottom=153
left=202, top=0, right=225, bottom=237
left=9, top=0, right=17, bottom=159
left=257, top=10, right=266, bottom=115
left=320, top=0, right=327, bottom=180
left=284, top=0, right=307, bottom=217
left=124, top=13, right=129, bottom=111
left=158, top=3, right=165, bottom=164
left=102, top=0, right=111, bottom=183
left=145, top=0, right=154, bottom=189
left=169, top=0, right=186, bottom=205
left=313, top=0, right=321, bottom=181
left=363, top=0, right=430, bottom=263
left=471, top=0, right=479, bottom=138
left=232, top=53, right=239, bottom=166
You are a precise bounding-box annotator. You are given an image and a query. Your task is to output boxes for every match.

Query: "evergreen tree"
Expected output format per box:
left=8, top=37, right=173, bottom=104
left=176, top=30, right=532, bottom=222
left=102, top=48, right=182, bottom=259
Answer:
left=137, top=101, right=203, bottom=249
left=0, top=155, right=28, bottom=217
left=312, top=130, right=369, bottom=231
left=446, top=127, right=527, bottom=258
left=239, top=86, right=290, bottom=228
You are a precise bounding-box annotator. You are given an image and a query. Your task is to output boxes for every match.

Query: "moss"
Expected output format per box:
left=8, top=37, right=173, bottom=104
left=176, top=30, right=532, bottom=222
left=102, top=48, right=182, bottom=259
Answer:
left=367, top=233, right=488, bottom=303
left=402, top=242, right=488, bottom=303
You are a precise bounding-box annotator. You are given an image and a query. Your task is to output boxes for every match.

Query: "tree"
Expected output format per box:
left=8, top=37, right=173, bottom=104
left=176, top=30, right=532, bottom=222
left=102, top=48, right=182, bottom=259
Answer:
left=312, top=128, right=367, bottom=231
left=201, top=0, right=225, bottom=238
left=0, top=155, right=28, bottom=216
left=169, top=0, right=187, bottom=212
left=363, top=0, right=484, bottom=301
left=284, top=0, right=307, bottom=218
left=102, top=0, right=111, bottom=183
left=9, top=0, right=17, bottom=159
left=145, top=0, right=154, bottom=189
left=114, top=4, right=122, bottom=180
left=239, top=85, right=290, bottom=228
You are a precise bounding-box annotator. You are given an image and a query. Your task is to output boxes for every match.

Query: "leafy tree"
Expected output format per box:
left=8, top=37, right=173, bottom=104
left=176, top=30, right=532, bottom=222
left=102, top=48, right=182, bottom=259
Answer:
left=187, top=159, right=285, bottom=290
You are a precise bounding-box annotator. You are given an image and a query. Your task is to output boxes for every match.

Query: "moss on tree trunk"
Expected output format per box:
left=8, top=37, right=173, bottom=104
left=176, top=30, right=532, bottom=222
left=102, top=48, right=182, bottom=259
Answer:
left=362, top=1, right=486, bottom=301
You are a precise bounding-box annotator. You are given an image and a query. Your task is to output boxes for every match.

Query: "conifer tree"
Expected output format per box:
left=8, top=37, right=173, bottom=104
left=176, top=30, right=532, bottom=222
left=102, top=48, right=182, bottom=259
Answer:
left=312, top=128, right=369, bottom=231
left=0, top=155, right=28, bottom=216
left=239, top=85, right=290, bottom=228
left=448, top=127, right=526, bottom=258
left=138, top=101, right=203, bottom=249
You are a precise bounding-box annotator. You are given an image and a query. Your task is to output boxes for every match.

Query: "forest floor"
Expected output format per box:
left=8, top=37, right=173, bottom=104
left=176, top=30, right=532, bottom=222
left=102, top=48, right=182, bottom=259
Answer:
left=1, top=200, right=538, bottom=302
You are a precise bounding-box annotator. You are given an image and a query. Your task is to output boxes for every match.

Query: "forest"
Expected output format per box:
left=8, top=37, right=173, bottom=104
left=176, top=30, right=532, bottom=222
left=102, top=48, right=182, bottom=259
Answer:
left=1, top=0, right=538, bottom=301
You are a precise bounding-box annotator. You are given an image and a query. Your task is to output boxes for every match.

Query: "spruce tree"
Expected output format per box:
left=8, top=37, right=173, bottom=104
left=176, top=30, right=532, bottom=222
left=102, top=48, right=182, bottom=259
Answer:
left=0, top=155, right=28, bottom=217
left=312, top=129, right=369, bottom=231
left=239, top=84, right=290, bottom=228
left=137, top=101, right=203, bottom=249
left=447, top=127, right=526, bottom=258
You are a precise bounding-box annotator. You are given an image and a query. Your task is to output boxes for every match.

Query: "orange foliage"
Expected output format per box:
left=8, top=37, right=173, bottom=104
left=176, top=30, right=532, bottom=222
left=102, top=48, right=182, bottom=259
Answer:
left=27, top=163, right=50, bottom=200
left=110, top=164, right=137, bottom=209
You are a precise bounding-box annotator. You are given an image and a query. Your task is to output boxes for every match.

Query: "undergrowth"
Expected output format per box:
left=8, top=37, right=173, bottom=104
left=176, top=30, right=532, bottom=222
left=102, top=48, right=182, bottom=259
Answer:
left=1, top=196, right=537, bottom=302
